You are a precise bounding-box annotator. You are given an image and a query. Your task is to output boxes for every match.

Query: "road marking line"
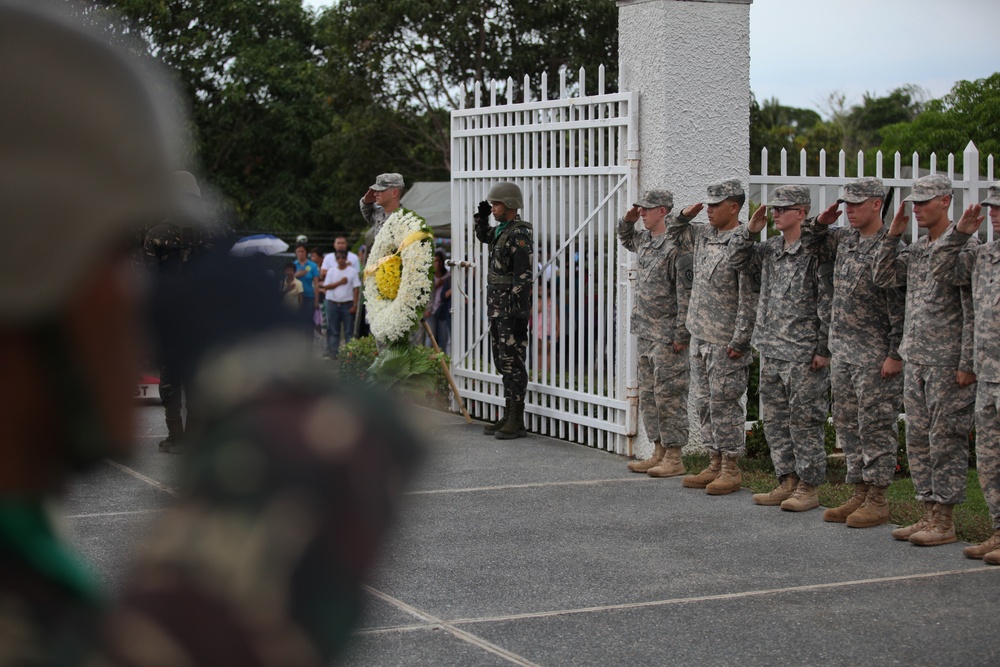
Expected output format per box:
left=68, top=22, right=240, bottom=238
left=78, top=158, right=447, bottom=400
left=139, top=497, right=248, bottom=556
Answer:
left=364, top=586, right=543, bottom=667
left=104, top=459, right=180, bottom=498
left=64, top=508, right=166, bottom=520
left=406, top=477, right=649, bottom=496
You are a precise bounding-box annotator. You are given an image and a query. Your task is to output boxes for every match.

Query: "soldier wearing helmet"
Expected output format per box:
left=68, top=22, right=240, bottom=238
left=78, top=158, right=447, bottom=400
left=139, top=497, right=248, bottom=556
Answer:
left=474, top=182, right=534, bottom=439
left=0, top=4, right=417, bottom=663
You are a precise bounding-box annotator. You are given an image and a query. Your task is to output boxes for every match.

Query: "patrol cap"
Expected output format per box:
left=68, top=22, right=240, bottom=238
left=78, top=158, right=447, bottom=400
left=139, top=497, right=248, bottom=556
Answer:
left=902, top=174, right=952, bottom=202
left=980, top=181, right=1000, bottom=207
left=838, top=177, right=885, bottom=204
left=704, top=179, right=744, bottom=204
left=634, top=189, right=673, bottom=210
left=369, top=173, right=404, bottom=191
left=0, top=4, right=181, bottom=324
left=767, top=185, right=811, bottom=208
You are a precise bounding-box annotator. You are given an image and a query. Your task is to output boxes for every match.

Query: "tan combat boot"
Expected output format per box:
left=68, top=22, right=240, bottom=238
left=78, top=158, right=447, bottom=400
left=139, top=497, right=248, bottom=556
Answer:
left=983, top=548, right=1000, bottom=565
left=822, top=482, right=867, bottom=522
left=682, top=452, right=722, bottom=489
left=495, top=400, right=527, bottom=439
left=752, top=474, right=799, bottom=506
left=780, top=481, right=819, bottom=512
left=705, top=455, right=742, bottom=495
left=647, top=447, right=686, bottom=478
left=909, top=503, right=957, bottom=546
left=846, top=485, right=889, bottom=528
left=963, top=530, right=1000, bottom=559
left=891, top=501, right=935, bottom=541
left=483, top=399, right=510, bottom=435
left=627, top=442, right=666, bottom=473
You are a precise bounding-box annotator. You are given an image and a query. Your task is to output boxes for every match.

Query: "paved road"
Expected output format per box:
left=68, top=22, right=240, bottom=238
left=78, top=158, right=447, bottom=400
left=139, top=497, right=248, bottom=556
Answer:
left=66, top=406, right=1000, bottom=666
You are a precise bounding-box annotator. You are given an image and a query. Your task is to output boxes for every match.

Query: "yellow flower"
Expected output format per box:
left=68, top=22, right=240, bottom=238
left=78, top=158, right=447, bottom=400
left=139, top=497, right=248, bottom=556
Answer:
left=375, top=254, right=403, bottom=300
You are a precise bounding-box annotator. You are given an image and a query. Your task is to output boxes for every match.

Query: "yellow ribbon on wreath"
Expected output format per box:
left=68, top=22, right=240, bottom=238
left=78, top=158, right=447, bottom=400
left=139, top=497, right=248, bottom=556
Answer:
left=364, top=229, right=433, bottom=300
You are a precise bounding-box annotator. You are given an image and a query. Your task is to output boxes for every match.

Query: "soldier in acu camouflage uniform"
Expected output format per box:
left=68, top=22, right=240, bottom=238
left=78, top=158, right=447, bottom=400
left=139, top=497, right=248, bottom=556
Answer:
left=929, top=182, right=1000, bottom=563
left=475, top=182, right=533, bottom=439
left=801, top=177, right=905, bottom=527
left=666, top=180, right=758, bottom=494
left=873, top=174, right=978, bottom=546
left=618, top=189, right=694, bottom=478
left=360, top=172, right=404, bottom=247
left=729, top=185, right=832, bottom=512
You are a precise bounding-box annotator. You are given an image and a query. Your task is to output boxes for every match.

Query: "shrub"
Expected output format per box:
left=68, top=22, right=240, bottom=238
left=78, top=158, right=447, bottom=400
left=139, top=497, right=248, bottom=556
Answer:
left=337, top=336, right=378, bottom=383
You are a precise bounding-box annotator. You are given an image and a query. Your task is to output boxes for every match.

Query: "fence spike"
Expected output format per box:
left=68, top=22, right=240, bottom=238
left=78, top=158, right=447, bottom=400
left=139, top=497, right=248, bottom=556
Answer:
left=579, top=66, right=586, bottom=98
left=857, top=150, right=864, bottom=177
left=875, top=150, right=883, bottom=178
left=490, top=79, right=497, bottom=107
left=474, top=80, right=482, bottom=109
left=818, top=148, right=827, bottom=177
left=541, top=71, right=548, bottom=102
left=799, top=148, right=807, bottom=177
left=506, top=76, right=514, bottom=104
left=598, top=64, right=605, bottom=96
left=760, top=147, right=768, bottom=175
left=838, top=150, right=846, bottom=177
left=524, top=74, right=531, bottom=103
left=560, top=67, right=568, bottom=99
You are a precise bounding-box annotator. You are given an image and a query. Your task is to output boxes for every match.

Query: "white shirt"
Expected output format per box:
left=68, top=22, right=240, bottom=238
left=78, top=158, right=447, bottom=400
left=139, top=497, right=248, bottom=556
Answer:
left=323, top=264, right=361, bottom=303
left=321, top=251, right=360, bottom=277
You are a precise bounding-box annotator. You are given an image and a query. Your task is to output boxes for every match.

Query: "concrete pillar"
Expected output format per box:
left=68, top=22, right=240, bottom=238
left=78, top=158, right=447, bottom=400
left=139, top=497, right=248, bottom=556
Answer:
left=617, top=0, right=752, bottom=459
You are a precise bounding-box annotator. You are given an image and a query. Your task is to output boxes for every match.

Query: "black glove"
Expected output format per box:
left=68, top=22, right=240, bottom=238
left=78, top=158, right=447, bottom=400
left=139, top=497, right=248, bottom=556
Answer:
left=475, top=200, right=491, bottom=223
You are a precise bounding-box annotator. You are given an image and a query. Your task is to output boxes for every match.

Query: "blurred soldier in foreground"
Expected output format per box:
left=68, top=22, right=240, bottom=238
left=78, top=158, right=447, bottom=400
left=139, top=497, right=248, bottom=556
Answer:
left=930, top=183, right=1000, bottom=562
left=475, top=182, right=534, bottom=439
left=0, top=3, right=419, bottom=664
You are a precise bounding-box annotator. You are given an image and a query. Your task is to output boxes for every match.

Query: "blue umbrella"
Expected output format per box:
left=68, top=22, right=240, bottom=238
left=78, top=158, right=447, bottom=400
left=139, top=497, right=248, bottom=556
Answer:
left=229, top=234, right=289, bottom=257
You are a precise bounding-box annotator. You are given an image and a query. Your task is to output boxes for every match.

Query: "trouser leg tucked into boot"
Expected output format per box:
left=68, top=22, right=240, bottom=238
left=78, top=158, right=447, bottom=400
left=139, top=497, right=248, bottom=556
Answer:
left=846, top=485, right=889, bottom=528
left=682, top=452, right=722, bottom=489
left=823, top=483, right=868, bottom=522
left=627, top=442, right=665, bottom=473
left=647, top=447, right=686, bottom=478
left=753, top=474, right=799, bottom=506
left=495, top=400, right=527, bottom=439
left=963, top=530, right=1000, bottom=559
left=705, top=455, right=742, bottom=495
left=909, top=503, right=957, bottom=546
left=891, top=501, right=935, bottom=541
left=483, top=399, right=511, bottom=435
left=780, top=480, right=819, bottom=512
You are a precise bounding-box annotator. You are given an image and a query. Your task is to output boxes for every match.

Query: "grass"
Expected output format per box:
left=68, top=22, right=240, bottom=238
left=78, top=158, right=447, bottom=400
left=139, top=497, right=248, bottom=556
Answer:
left=682, top=453, right=995, bottom=545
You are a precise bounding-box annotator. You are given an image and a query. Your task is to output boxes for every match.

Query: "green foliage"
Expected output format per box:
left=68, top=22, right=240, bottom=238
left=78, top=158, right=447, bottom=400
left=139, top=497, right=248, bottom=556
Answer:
left=364, top=342, right=451, bottom=399
left=337, top=335, right=379, bottom=383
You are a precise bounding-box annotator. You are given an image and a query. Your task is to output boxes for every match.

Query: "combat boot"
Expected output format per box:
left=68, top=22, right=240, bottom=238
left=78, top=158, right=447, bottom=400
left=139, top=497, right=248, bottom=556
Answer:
left=753, top=474, right=799, bottom=506
left=983, top=548, right=1000, bottom=565
left=495, top=400, right=527, bottom=440
left=909, top=503, right=957, bottom=546
left=483, top=399, right=510, bottom=435
left=891, top=501, right=935, bottom=541
left=682, top=452, right=722, bottom=489
left=627, top=442, right=665, bottom=473
left=962, top=530, right=1000, bottom=559
left=705, top=455, right=742, bottom=495
left=822, top=482, right=867, bottom=522
left=158, top=417, right=185, bottom=453
left=780, top=481, right=819, bottom=512
left=647, top=447, right=686, bottom=478
left=846, top=485, right=889, bottom=528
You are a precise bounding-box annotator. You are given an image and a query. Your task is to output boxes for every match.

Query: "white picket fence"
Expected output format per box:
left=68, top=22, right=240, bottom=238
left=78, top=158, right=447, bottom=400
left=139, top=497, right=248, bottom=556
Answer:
left=750, top=142, right=997, bottom=242
left=449, top=66, right=639, bottom=454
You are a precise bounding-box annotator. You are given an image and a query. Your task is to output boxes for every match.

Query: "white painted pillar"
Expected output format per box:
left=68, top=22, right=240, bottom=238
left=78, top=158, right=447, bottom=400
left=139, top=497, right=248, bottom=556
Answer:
left=617, top=0, right=752, bottom=458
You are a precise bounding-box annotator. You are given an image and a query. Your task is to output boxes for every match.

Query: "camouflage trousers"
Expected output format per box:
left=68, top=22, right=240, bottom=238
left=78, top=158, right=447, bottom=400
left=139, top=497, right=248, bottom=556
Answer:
left=490, top=316, right=529, bottom=401
left=637, top=337, right=689, bottom=447
left=831, top=358, right=903, bottom=487
left=689, top=338, right=749, bottom=457
left=760, top=356, right=829, bottom=486
left=159, top=362, right=188, bottom=426
left=976, top=381, right=1000, bottom=530
left=903, top=363, right=975, bottom=504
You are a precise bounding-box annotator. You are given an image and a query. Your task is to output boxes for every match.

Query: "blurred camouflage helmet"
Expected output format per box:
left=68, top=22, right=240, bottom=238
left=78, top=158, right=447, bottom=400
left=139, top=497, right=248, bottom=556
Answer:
left=487, top=182, right=523, bottom=209
left=0, top=3, right=181, bottom=324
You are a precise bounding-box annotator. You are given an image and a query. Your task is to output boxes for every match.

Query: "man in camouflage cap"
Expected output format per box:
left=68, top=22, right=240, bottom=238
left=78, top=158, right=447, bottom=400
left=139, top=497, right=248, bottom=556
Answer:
left=929, top=181, right=1000, bottom=562
left=874, top=173, right=977, bottom=546
left=618, top=189, right=694, bottom=478
left=730, top=185, right=832, bottom=511
left=800, top=177, right=904, bottom=527
left=360, top=172, right=405, bottom=245
left=666, top=180, right=758, bottom=494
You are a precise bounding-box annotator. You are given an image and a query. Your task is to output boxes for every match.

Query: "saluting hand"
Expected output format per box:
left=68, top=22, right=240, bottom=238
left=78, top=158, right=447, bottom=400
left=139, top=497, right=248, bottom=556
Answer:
left=682, top=203, right=704, bottom=218
left=622, top=205, right=640, bottom=223
left=888, top=203, right=909, bottom=238
left=815, top=202, right=842, bottom=226
left=748, top=204, right=768, bottom=234
left=956, top=204, right=984, bottom=235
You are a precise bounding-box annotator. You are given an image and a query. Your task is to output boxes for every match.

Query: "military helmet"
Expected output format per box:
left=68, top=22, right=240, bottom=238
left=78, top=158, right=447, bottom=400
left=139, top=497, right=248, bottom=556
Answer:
left=0, top=4, right=181, bottom=324
left=487, top=182, right=523, bottom=210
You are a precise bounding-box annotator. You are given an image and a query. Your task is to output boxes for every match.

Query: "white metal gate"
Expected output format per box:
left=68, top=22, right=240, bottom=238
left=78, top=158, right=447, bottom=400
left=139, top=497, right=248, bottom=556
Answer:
left=450, top=67, right=638, bottom=453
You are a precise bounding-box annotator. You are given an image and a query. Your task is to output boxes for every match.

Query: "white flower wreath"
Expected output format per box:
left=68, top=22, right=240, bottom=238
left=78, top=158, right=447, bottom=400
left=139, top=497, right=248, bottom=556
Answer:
left=363, top=208, right=434, bottom=346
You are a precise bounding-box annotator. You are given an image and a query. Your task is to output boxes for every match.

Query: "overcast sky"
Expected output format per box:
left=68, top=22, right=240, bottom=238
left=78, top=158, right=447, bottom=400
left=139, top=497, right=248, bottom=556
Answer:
left=303, top=0, right=1000, bottom=116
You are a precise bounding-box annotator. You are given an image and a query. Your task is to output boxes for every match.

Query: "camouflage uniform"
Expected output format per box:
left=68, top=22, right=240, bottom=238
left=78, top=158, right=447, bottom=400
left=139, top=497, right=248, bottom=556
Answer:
left=475, top=214, right=533, bottom=402
left=729, top=187, right=831, bottom=486
left=360, top=173, right=404, bottom=248
left=873, top=190, right=977, bottom=506
left=617, top=191, right=693, bottom=447
left=668, top=180, right=758, bottom=457
left=929, top=188, right=1000, bottom=528
left=801, top=179, right=905, bottom=488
